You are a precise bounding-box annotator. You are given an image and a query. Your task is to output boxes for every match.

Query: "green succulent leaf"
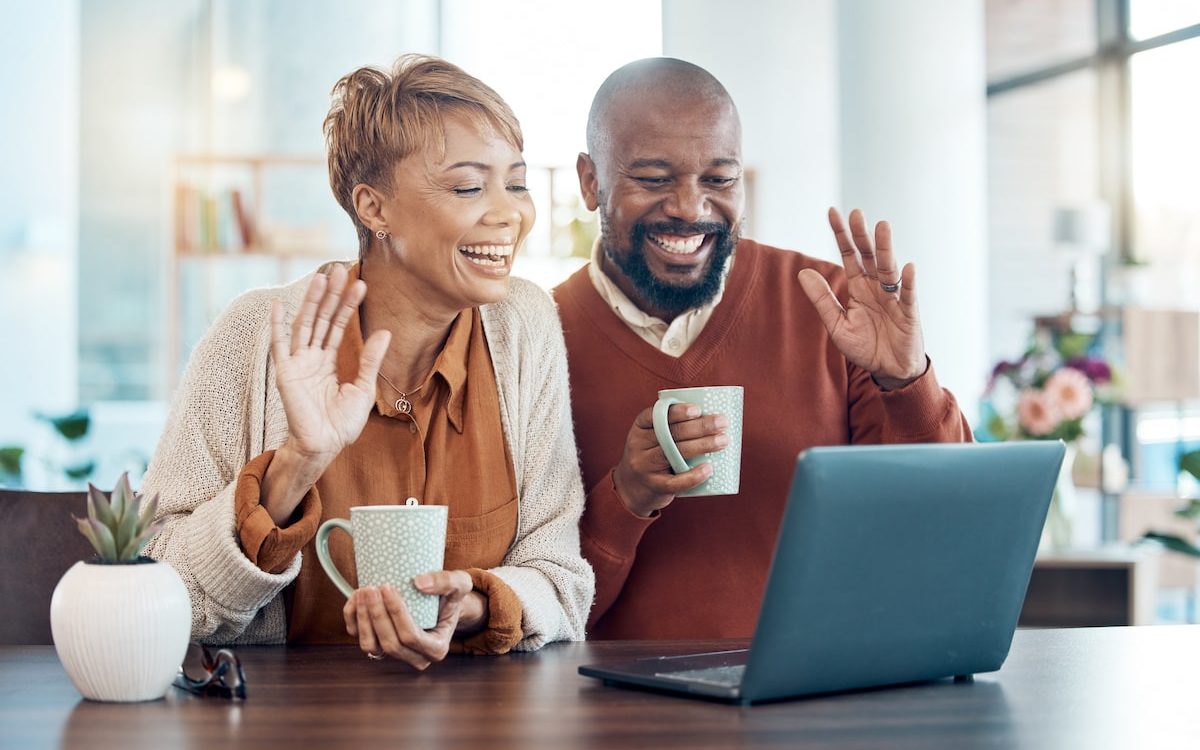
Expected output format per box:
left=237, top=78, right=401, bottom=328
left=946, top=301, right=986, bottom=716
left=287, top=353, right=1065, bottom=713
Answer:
left=116, top=496, right=140, bottom=556
left=77, top=516, right=119, bottom=561
left=86, top=482, right=116, bottom=528
left=108, top=473, right=130, bottom=526
left=78, top=473, right=157, bottom=562
left=137, top=492, right=160, bottom=530
left=117, top=520, right=165, bottom=562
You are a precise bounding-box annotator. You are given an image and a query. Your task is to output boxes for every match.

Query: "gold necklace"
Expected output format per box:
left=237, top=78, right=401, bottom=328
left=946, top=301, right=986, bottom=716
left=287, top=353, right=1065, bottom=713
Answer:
left=376, top=371, right=424, bottom=415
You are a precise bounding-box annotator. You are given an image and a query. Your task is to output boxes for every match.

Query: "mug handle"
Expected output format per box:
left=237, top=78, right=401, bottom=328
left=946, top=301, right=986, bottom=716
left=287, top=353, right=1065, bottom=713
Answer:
left=315, top=519, right=355, bottom=598
left=652, top=396, right=692, bottom=474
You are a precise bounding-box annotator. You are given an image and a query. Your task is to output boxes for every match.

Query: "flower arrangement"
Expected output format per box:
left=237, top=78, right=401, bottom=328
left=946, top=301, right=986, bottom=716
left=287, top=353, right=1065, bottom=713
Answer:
left=982, top=330, right=1117, bottom=443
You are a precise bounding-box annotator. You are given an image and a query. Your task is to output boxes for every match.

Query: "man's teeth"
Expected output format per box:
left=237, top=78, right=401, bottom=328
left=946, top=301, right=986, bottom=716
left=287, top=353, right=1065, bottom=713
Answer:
left=649, top=234, right=705, bottom=254
left=458, top=244, right=514, bottom=267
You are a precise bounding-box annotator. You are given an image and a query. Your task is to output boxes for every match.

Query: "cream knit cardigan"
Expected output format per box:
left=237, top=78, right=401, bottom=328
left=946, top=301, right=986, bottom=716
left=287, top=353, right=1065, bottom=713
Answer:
left=141, top=272, right=593, bottom=650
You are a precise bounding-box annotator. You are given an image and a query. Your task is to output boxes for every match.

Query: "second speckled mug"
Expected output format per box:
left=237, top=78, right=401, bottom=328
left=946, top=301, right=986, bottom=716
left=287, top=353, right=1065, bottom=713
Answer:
left=315, top=499, right=448, bottom=629
left=651, top=385, right=743, bottom=497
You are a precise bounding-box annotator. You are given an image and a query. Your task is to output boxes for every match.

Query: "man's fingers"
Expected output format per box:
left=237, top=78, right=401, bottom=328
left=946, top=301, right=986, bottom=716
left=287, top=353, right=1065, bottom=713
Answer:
left=848, top=209, right=878, bottom=280
left=827, top=207, right=866, bottom=281
left=668, top=413, right=728, bottom=443
left=672, top=433, right=730, bottom=461
left=874, top=220, right=900, bottom=287
left=797, top=269, right=847, bottom=335
left=898, top=262, right=918, bottom=311
left=646, top=463, right=712, bottom=493
left=632, top=403, right=700, bottom=431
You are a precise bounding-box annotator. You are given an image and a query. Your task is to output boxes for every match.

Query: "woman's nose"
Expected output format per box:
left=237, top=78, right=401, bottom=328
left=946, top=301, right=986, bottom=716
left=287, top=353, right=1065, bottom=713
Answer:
left=483, top=191, right=524, bottom=226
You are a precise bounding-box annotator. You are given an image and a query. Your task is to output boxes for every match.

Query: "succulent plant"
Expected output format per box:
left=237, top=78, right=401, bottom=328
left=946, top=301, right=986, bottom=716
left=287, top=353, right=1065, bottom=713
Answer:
left=75, top=472, right=165, bottom=563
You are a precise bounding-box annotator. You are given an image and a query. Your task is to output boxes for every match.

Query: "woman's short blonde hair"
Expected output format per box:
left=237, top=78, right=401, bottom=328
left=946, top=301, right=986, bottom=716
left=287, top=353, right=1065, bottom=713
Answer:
left=324, top=54, right=524, bottom=256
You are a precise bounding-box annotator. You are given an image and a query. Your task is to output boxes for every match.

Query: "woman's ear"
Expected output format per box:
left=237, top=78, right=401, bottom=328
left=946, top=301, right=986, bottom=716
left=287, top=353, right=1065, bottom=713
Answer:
left=352, top=183, right=388, bottom=233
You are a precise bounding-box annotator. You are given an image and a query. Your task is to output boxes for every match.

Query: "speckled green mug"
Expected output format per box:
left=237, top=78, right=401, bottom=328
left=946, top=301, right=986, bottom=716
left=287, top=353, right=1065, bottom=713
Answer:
left=316, top=499, right=448, bottom=629
left=652, top=385, right=744, bottom=497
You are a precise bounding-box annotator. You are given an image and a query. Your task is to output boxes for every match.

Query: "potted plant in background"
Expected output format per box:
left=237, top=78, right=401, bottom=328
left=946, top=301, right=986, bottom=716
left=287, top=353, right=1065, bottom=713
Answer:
left=50, top=472, right=191, bottom=702
left=1143, top=450, right=1200, bottom=558
left=980, top=328, right=1119, bottom=550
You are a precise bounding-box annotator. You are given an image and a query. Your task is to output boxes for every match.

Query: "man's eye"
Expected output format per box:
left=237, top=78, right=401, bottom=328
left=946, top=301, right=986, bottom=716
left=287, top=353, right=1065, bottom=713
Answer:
left=705, top=177, right=738, bottom=187
left=635, top=177, right=670, bottom=186
left=507, top=184, right=529, bottom=193
left=452, top=187, right=482, bottom=195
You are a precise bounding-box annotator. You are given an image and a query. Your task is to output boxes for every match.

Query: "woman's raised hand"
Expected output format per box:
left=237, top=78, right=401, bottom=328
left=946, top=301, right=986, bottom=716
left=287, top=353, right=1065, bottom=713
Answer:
left=270, top=265, right=392, bottom=473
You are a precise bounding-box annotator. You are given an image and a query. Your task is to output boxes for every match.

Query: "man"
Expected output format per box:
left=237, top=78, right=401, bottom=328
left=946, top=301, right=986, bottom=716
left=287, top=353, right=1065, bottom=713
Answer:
left=551, top=58, right=971, bottom=640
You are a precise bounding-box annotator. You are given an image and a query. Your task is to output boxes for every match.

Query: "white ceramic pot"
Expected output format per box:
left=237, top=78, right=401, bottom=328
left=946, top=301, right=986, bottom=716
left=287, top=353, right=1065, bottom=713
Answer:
left=50, top=559, right=192, bottom=702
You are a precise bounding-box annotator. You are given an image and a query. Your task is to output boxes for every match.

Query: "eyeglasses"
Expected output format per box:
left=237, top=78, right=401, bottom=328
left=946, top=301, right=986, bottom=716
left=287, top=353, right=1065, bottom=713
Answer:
left=173, top=642, right=247, bottom=700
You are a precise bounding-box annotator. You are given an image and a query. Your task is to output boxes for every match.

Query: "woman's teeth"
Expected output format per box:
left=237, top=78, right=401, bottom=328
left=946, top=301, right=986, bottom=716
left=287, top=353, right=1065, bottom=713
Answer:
left=649, top=234, right=705, bottom=254
left=458, top=244, right=513, bottom=268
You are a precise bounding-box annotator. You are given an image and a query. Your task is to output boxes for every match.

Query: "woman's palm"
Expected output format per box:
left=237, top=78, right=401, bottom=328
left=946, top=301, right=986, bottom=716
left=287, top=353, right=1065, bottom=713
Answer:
left=270, top=266, right=391, bottom=465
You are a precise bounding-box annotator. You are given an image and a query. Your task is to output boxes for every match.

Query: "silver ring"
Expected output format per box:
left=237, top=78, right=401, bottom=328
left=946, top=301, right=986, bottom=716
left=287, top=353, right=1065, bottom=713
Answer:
left=366, top=651, right=386, bottom=661
left=879, top=280, right=901, bottom=293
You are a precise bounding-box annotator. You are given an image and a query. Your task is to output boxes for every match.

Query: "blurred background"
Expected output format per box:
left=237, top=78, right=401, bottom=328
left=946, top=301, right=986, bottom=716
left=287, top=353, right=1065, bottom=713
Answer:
left=1, top=1, right=1199, bottom=619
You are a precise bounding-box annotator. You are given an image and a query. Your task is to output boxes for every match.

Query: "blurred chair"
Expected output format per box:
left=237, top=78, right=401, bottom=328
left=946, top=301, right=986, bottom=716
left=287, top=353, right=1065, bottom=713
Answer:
left=0, top=489, right=91, bottom=644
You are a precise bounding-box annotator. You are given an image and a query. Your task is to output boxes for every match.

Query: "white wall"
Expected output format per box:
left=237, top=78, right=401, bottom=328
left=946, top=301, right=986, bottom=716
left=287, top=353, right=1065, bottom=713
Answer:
left=662, top=0, right=841, bottom=256
left=0, top=1, right=80, bottom=450
left=663, top=0, right=988, bottom=410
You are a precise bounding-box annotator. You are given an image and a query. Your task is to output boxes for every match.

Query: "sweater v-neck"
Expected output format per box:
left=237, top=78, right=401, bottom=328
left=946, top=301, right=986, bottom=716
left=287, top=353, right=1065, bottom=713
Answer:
left=559, top=240, right=763, bottom=385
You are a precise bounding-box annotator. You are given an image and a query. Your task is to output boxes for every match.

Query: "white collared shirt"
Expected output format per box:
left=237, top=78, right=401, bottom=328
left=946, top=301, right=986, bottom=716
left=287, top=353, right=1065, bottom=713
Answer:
left=586, top=239, right=730, bottom=357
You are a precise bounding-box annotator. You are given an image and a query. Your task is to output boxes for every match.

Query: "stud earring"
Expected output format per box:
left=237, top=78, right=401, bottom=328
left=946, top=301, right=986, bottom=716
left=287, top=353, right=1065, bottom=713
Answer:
left=375, top=229, right=388, bottom=240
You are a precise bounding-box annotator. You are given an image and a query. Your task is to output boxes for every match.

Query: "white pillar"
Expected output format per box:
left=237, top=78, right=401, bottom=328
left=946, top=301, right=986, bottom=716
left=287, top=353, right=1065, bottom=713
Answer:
left=0, top=2, right=80, bottom=457
left=838, top=0, right=989, bottom=406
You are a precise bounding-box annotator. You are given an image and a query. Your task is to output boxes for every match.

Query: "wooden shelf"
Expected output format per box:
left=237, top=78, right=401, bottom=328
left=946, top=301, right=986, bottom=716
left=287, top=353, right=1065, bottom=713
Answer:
left=1020, top=547, right=1159, bottom=627
left=166, top=154, right=342, bottom=391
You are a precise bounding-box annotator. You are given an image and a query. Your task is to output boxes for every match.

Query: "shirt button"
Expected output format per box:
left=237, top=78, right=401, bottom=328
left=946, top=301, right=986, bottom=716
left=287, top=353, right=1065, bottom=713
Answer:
left=668, top=339, right=680, bottom=350
left=409, top=423, right=417, bottom=434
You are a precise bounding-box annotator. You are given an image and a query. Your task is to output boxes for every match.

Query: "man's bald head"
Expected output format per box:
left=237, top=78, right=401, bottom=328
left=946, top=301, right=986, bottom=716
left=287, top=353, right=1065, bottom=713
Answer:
left=586, top=57, right=739, bottom=166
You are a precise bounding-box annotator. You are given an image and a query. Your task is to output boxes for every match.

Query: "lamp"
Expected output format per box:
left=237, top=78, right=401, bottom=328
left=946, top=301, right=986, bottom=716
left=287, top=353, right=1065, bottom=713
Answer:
left=1053, top=202, right=1111, bottom=313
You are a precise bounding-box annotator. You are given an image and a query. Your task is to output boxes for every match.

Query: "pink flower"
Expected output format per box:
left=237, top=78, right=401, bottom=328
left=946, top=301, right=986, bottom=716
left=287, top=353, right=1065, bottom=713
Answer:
left=1017, top=389, right=1060, bottom=436
left=1043, top=367, right=1094, bottom=420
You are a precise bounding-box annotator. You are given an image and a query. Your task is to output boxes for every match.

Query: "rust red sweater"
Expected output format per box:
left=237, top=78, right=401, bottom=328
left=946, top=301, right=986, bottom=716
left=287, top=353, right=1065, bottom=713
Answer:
left=552, top=239, right=972, bottom=640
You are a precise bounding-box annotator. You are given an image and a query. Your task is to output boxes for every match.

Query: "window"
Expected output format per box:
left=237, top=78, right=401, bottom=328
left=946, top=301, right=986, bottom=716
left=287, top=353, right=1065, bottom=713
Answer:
left=986, top=1, right=1200, bottom=539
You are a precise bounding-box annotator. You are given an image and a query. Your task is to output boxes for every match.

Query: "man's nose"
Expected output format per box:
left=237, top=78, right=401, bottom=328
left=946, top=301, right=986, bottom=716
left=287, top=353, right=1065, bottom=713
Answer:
left=662, top=180, right=707, bottom=224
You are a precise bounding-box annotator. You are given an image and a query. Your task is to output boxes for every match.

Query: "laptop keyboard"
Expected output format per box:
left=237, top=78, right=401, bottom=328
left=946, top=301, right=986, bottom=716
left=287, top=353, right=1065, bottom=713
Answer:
left=655, top=664, right=746, bottom=688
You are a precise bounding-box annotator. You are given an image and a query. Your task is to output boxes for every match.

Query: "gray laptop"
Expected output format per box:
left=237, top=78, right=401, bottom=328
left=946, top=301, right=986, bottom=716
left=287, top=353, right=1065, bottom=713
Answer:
left=579, top=441, right=1065, bottom=704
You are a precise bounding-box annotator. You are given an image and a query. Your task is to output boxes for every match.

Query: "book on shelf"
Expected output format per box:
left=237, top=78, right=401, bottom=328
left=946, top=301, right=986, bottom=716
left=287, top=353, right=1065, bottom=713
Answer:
left=175, top=182, right=257, bottom=253
left=229, top=188, right=256, bottom=249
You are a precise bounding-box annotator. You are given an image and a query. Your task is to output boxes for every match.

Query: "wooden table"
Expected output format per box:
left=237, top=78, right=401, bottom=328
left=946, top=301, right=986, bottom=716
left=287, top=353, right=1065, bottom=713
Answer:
left=3, top=627, right=1199, bottom=749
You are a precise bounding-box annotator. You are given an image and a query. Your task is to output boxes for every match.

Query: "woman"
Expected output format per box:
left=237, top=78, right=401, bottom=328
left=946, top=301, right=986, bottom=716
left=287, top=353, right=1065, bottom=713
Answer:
left=142, top=55, right=592, bottom=668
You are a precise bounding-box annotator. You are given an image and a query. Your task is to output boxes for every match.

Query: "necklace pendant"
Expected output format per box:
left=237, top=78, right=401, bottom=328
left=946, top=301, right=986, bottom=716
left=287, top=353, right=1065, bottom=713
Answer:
left=395, top=396, right=412, bottom=415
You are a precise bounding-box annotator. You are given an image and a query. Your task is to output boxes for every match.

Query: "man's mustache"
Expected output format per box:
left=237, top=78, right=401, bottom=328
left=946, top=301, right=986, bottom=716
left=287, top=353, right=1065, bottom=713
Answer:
left=635, top=220, right=730, bottom=237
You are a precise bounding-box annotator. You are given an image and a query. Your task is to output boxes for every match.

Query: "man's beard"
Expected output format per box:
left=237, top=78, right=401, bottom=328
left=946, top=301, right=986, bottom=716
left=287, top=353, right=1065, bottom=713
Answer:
left=600, top=216, right=738, bottom=319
